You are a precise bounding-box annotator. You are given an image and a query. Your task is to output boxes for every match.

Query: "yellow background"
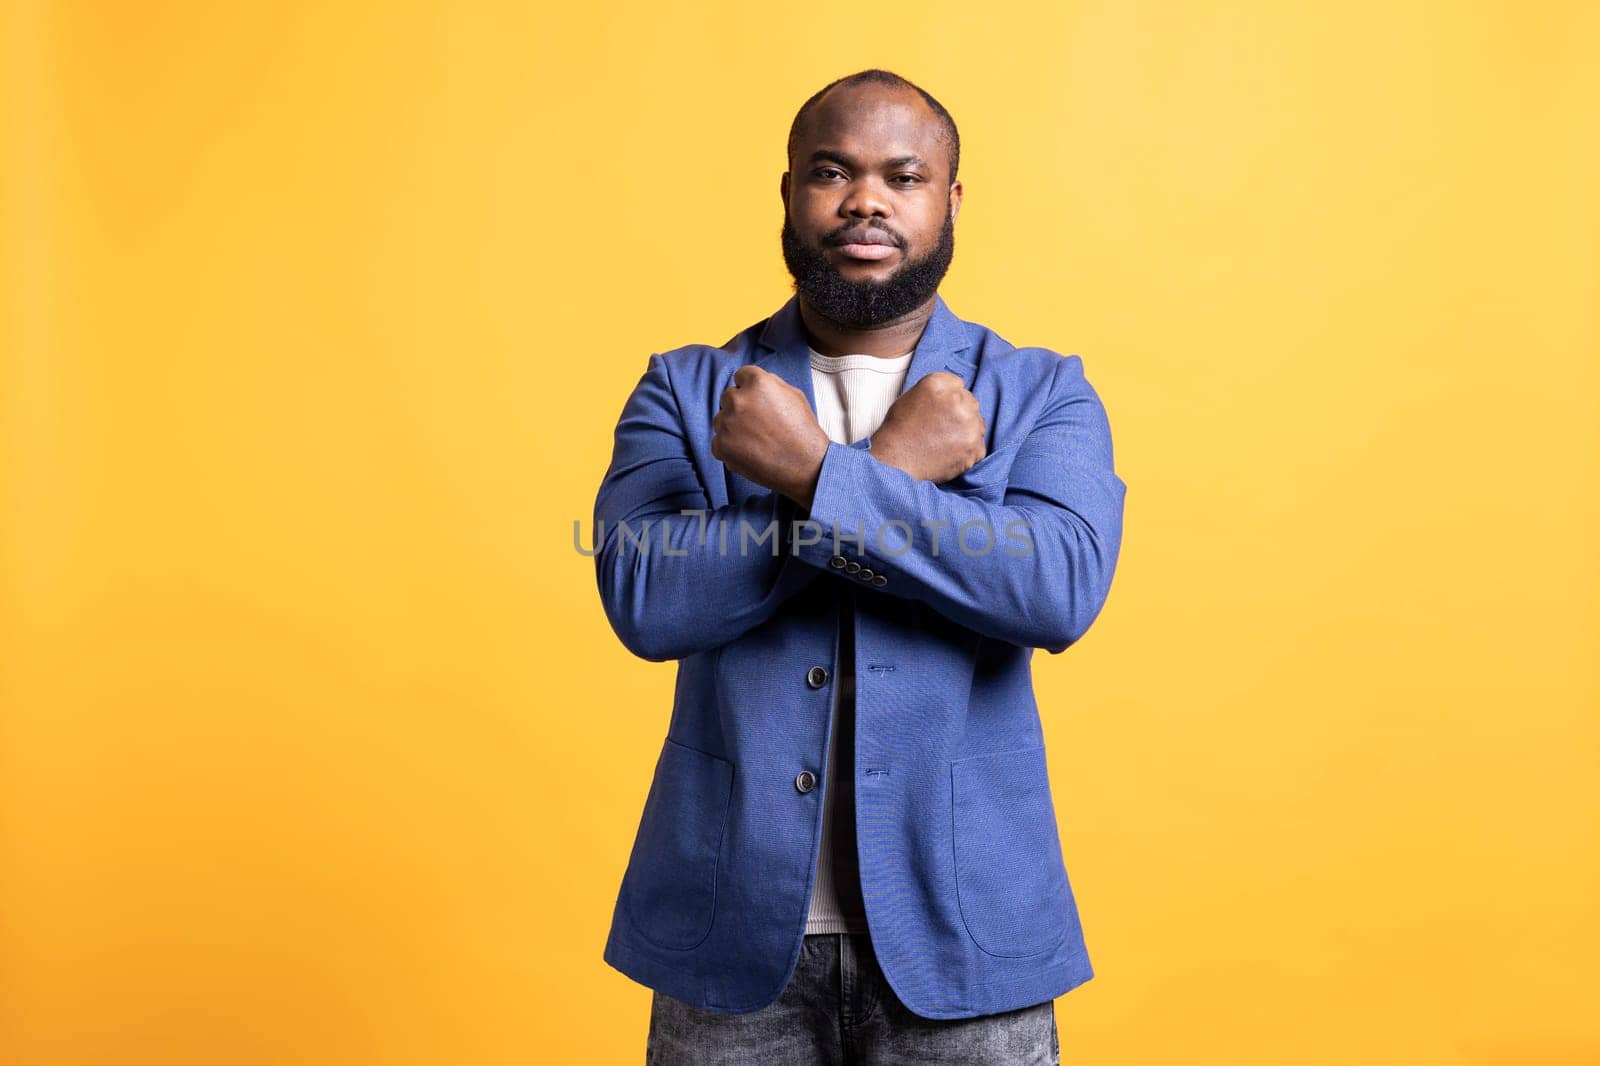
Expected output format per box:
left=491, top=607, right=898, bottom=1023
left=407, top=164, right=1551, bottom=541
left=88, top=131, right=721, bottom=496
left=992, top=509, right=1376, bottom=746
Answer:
left=3, top=1, right=1596, bottom=1063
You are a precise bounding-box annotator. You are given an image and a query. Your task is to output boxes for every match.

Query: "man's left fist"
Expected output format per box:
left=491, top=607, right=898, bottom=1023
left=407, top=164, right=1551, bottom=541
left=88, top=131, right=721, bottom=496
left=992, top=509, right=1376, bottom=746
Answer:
left=710, top=365, right=830, bottom=508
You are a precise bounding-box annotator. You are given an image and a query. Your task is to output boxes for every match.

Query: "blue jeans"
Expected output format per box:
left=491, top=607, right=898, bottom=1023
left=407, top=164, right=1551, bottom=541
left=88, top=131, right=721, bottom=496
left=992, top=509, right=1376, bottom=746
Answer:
left=645, top=932, right=1060, bottom=1064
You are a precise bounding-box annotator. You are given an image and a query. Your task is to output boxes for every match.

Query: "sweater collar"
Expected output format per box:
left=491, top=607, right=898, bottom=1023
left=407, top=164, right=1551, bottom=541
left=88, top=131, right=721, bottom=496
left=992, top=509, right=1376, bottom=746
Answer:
left=754, top=292, right=969, bottom=418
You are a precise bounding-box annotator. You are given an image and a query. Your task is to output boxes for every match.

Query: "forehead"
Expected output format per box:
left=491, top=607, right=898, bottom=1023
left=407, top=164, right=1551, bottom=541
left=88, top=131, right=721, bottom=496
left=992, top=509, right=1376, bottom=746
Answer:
left=797, top=84, right=946, bottom=166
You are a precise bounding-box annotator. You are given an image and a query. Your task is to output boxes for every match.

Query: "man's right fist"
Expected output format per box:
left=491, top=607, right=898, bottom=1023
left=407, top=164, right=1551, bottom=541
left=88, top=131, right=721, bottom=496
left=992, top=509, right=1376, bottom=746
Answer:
left=710, top=364, right=830, bottom=507
left=869, top=371, right=987, bottom=483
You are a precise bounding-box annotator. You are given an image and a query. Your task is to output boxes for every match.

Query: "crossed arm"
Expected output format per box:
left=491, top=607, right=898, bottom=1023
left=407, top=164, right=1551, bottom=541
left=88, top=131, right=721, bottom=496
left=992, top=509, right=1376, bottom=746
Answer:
left=590, top=354, right=815, bottom=661
left=592, top=353, right=1126, bottom=661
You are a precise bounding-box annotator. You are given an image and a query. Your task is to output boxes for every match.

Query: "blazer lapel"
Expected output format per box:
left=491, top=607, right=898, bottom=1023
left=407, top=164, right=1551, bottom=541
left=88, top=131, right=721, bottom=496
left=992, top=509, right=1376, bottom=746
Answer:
left=753, top=291, right=972, bottom=410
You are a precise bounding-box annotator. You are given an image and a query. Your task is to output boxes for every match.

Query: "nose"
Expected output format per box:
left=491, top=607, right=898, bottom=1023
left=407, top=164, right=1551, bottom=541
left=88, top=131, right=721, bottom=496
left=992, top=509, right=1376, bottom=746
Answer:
left=840, top=175, right=891, bottom=220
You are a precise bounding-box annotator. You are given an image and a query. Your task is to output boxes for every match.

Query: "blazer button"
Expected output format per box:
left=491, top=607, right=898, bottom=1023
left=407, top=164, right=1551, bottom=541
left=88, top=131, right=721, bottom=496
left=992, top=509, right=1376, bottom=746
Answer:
left=844, top=561, right=861, bottom=574
left=806, top=665, right=829, bottom=688
left=858, top=568, right=874, bottom=581
left=829, top=555, right=847, bottom=569
left=872, top=573, right=887, bottom=587
left=795, top=770, right=817, bottom=793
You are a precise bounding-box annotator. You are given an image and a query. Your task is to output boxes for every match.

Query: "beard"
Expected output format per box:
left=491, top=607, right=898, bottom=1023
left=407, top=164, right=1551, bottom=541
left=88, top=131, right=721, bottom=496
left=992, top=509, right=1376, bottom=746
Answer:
left=780, top=204, right=956, bottom=329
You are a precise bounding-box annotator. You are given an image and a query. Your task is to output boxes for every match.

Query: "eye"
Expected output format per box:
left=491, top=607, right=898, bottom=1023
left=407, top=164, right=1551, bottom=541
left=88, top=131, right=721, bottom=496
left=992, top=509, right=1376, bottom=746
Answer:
left=814, top=167, right=844, bottom=180
left=893, top=174, right=923, bottom=185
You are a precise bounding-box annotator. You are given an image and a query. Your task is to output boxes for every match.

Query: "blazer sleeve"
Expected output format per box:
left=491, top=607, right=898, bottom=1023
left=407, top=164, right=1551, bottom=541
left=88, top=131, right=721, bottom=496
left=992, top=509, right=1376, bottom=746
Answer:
left=790, top=353, right=1127, bottom=654
left=592, top=353, right=817, bottom=662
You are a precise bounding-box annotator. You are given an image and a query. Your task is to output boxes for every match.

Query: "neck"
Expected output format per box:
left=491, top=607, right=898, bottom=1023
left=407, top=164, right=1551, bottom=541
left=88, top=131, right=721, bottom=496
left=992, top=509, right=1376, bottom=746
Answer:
left=798, top=293, right=936, bottom=358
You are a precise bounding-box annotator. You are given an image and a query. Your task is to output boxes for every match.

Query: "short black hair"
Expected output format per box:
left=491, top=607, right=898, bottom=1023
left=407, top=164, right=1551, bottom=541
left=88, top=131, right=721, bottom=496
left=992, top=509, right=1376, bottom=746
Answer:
left=786, top=69, right=960, bottom=186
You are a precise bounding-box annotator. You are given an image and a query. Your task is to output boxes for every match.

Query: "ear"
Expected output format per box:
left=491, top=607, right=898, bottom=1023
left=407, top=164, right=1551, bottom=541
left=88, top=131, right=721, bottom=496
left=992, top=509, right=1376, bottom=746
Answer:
left=780, top=171, right=792, bottom=211
left=949, top=179, right=963, bottom=223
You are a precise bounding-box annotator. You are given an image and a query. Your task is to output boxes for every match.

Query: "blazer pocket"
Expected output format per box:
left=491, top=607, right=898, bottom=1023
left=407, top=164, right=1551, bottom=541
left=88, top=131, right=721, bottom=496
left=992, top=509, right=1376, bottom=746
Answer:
left=620, top=737, right=735, bottom=951
left=951, top=745, right=1072, bottom=957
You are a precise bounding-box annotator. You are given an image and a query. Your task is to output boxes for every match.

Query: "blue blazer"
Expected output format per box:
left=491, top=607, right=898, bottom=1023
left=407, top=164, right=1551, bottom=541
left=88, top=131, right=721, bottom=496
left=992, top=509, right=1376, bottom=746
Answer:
left=593, top=292, right=1127, bottom=1019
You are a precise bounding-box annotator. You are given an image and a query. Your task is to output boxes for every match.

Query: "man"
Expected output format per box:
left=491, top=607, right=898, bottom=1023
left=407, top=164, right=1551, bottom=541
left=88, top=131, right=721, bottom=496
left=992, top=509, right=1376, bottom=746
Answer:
left=592, top=68, right=1126, bottom=1064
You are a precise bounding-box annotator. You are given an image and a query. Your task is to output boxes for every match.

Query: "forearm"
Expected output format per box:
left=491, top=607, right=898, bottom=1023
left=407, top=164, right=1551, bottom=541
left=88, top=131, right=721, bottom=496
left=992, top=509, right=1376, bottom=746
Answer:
left=594, top=490, right=815, bottom=662
left=593, top=353, right=818, bottom=662
left=788, top=358, right=1126, bottom=653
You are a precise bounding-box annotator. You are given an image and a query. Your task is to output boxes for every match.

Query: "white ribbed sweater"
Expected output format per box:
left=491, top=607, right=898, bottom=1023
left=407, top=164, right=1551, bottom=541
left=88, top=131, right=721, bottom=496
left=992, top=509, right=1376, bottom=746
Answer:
left=803, top=345, right=914, bottom=936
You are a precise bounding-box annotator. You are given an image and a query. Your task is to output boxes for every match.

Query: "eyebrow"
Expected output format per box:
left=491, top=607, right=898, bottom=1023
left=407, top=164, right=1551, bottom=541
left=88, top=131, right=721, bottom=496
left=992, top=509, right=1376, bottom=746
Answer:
left=807, top=149, right=929, bottom=171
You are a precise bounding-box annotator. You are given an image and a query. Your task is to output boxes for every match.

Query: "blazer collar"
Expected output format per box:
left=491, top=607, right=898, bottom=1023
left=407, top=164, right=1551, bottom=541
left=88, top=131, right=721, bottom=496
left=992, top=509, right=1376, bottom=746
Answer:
left=753, top=292, right=970, bottom=418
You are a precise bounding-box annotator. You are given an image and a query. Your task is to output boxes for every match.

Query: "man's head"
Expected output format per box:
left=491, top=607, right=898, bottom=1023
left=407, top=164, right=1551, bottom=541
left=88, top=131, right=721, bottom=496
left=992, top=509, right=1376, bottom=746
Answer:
left=780, top=69, right=963, bottom=330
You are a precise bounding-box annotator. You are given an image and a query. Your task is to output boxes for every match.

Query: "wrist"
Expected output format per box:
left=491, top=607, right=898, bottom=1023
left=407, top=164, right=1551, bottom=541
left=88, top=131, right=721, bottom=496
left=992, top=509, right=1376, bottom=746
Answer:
left=781, top=434, right=829, bottom=511
left=868, top=437, right=908, bottom=475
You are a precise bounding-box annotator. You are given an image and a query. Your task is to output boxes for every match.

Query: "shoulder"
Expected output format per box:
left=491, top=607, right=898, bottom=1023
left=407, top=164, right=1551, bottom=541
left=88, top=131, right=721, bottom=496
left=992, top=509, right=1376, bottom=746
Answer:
left=649, top=312, right=768, bottom=380
left=961, top=314, right=1089, bottom=393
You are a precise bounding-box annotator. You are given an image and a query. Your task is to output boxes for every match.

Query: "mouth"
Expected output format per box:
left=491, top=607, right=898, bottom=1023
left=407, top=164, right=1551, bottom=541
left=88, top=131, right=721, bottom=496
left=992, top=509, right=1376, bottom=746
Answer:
left=838, top=240, right=902, bottom=260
